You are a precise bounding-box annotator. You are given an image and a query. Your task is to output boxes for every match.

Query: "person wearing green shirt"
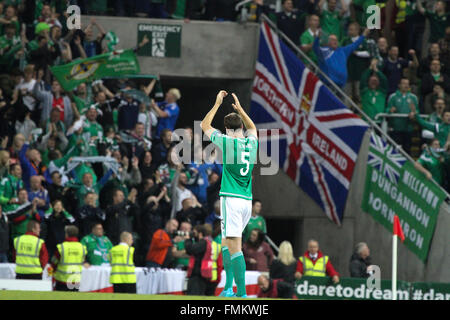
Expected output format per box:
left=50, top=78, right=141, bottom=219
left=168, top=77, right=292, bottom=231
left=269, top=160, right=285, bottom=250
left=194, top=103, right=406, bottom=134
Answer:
left=417, top=0, right=450, bottom=43
left=360, top=63, right=388, bottom=122
left=386, top=78, right=418, bottom=154
left=82, top=106, right=103, bottom=157
left=416, top=139, right=445, bottom=186
left=318, top=0, right=347, bottom=41
left=0, top=164, right=24, bottom=212
left=173, top=221, right=192, bottom=269
left=413, top=108, right=450, bottom=149
left=300, top=14, right=320, bottom=66
left=242, top=200, right=267, bottom=243
left=81, top=223, right=113, bottom=266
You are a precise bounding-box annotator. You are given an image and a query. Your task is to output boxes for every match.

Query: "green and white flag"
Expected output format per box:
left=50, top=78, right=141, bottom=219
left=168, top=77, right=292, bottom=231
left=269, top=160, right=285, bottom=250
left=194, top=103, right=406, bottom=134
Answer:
left=361, top=131, right=446, bottom=262
left=50, top=49, right=140, bottom=91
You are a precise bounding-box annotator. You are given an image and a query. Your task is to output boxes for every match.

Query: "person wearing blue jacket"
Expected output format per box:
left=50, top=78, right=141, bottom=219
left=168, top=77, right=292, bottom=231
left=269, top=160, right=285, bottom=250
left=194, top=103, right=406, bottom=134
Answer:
left=313, top=28, right=370, bottom=88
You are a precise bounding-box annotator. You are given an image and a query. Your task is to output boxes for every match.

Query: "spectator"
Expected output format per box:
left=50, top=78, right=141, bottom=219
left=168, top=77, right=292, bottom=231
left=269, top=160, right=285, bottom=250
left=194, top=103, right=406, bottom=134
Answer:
left=174, top=172, right=195, bottom=212
left=418, top=43, right=449, bottom=78
left=0, top=163, right=24, bottom=213
left=276, top=0, right=306, bottom=46
left=121, top=122, right=152, bottom=160
left=438, top=26, right=450, bottom=70
left=82, top=19, right=106, bottom=57
left=0, top=150, right=10, bottom=179
left=382, top=46, right=418, bottom=96
left=73, top=170, right=113, bottom=209
left=420, top=60, right=450, bottom=99
left=360, top=60, right=388, bottom=123
left=109, top=231, right=137, bottom=294
left=386, top=78, right=418, bottom=155
left=51, top=225, right=87, bottom=292
left=117, top=88, right=140, bottom=131
left=300, top=14, right=320, bottom=66
left=243, top=199, right=267, bottom=242
left=349, top=242, right=374, bottom=278
left=416, top=138, right=446, bottom=186
left=0, top=205, right=8, bottom=262
left=257, top=274, right=294, bottom=299
left=14, top=65, right=37, bottom=121
left=105, top=189, right=138, bottom=245
left=377, top=37, right=388, bottom=64
left=416, top=0, right=450, bottom=44
left=43, top=199, right=75, bottom=259
left=146, top=218, right=179, bottom=268
left=269, top=240, right=297, bottom=284
left=176, top=197, right=206, bottom=226
left=242, top=228, right=274, bottom=272
left=427, top=97, right=447, bottom=124
left=423, top=85, right=450, bottom=116
left=205, top=199, right=221, bottom=226
left=185, top=223, right=223, bottom=296
left=139, top=151, right=157, bottom=180
left=151, top=88, right=181, bottom=137
left=77, top=192, right=106, bottom=239
left=313, top=28, right=370, bottom=88
left=152, top=128, right=174, bottom=168
left=81, top=222, right=113, bottom=266
left=173, top=220, right=192, bottom=270
left=13, top=220, right=48, bottom=280
left=82, top=106, right=103, bottom=156
left=7, top=188, right=41, bottom=241
left=294, top=239, right=340, bottom=283
left=28, top=175, right=50, bottom=218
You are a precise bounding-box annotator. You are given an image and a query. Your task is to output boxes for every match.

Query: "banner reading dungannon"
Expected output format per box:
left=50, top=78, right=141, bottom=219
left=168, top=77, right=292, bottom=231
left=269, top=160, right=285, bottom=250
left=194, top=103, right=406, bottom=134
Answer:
left=361, top=132, right=446, bottom=262
left=296, top=276, right=450, bottom=300
left=50, top=49, right=140, bottom=91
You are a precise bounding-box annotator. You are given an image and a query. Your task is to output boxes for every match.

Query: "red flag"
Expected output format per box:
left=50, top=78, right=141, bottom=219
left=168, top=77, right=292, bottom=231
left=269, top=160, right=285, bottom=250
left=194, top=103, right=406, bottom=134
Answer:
left=393, top=215, right=405, bottom=242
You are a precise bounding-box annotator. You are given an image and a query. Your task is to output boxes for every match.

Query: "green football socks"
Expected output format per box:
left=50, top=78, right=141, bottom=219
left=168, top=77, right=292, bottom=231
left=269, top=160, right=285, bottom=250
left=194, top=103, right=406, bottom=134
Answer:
left=222, top=246, right=234, bottom=290
left=231, top=251, right=247, bottom=297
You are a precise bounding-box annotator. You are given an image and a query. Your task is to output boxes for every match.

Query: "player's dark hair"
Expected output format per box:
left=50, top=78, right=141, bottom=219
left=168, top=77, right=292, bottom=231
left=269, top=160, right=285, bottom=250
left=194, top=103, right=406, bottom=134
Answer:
left=224, top=113, right=243, bottom=130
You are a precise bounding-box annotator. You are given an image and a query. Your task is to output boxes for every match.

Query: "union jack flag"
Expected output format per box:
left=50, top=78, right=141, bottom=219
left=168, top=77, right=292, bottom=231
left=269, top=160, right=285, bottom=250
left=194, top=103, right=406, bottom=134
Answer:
left=250, top=22, right=369, bottom=225
left=368, top=132, right=407, bottom=184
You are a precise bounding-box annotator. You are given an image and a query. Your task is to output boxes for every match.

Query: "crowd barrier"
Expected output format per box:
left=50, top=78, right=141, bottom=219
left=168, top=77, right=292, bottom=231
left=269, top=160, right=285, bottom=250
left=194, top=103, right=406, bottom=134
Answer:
left=295, top=276, right=450, bottom=300
left=0, top=264, right=262, bottom=297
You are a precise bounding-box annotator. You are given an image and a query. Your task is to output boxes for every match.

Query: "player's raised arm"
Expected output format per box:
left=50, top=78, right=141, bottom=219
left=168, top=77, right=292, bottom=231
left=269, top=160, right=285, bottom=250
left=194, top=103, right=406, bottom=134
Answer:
left=231, top=93, right=258, bottom=138
left=200, top=90, right=227, bottom=139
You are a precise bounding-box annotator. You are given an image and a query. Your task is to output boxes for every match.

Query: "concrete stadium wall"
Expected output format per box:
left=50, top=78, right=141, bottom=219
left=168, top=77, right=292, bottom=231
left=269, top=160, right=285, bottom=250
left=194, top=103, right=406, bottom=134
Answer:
left=254, top=131, right=450, bottom=283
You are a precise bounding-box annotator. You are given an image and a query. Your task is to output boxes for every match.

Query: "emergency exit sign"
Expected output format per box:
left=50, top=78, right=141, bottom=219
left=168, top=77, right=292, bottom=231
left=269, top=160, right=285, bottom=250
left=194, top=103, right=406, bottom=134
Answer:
left=137, top=23, right=182, bottom=58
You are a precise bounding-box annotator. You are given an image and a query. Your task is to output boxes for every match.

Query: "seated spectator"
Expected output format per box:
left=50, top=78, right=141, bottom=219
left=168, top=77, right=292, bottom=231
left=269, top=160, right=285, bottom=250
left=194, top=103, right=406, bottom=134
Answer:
left=257, top=274, right=294, bottom=299
left=382, top=46, right=418, bottom=96
left=313, top=28, right=369, bottom=88
left=77, top=192, right=106, bottom=239
left=105, top=189, right=139, bottom=245
left=295, top=239, right=340, bottom=283
left=243, top=199, right=267, bottom=242
left=360, top=60, right=388, bottom=123
left=349, top=242, right=374, bottom=278
left=146, top=218, right=179, bottom=268
left=243, top=228, right=274, bottom=272
left=28, top=175, right=50, bottom=218
left=150, top=88, right=181, bottom=137
left=386, top=78, right=418, bottom=155
left=300, top=14, right=320, bottom=66
left=42, top=200, right=75, bottom=258
left=269, top=240, right=297, bottom=284
left=423, top=84, right=450, bottom=115
left=420, top=59, right=450, bottom=99
left=81, top=222, right=113, bottom=266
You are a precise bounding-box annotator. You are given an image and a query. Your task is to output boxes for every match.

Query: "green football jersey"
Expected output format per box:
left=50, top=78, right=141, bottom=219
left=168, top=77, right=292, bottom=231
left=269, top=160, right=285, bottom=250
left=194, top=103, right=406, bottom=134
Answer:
left=210, top=130, right=258, bottom=200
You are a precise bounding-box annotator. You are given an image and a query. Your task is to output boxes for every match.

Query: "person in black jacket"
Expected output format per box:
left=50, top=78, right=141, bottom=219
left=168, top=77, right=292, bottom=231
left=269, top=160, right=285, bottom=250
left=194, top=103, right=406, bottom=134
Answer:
left=0, top=205, right=9, bottom=262
left=276, top=0, right=307, bottom=46
left=257, top=274, right=294, bottom=298
left=77, top=192, right=106, bottom=239
left=269, top=241, right=297, bottom=284
left=349, top=242, right=373, bottom=278
left=185, top=224, right=215, bottom=296
left=105, top=189, right=139, bottom=245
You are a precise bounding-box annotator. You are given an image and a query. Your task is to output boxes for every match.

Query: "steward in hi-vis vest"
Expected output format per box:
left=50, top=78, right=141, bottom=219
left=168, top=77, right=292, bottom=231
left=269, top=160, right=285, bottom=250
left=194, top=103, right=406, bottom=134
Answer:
left=185, top=224, right=223, bottom=296
left=109, top=231, right=136, bottom=294
left=51, top=225, right=87, bottom=291
left=14, top=220, right=48, bottom=280
left=294, top=239, right=340, bottom=284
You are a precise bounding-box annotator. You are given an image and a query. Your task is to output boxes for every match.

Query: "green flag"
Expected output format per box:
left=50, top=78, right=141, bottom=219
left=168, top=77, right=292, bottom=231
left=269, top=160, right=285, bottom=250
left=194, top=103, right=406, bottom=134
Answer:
left=50, top=49, right=140, bottom=91
left=361, top=132, right=446, bottom=262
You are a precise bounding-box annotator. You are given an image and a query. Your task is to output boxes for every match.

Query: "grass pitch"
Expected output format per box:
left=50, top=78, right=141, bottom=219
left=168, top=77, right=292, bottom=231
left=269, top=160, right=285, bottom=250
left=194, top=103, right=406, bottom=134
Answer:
left=0, top=290, right=255, bottom=300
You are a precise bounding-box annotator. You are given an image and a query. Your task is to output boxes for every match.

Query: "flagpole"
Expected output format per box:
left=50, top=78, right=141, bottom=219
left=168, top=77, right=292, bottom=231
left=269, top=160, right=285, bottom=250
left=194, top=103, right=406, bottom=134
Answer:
left=392, top=234, right=397, bottom=301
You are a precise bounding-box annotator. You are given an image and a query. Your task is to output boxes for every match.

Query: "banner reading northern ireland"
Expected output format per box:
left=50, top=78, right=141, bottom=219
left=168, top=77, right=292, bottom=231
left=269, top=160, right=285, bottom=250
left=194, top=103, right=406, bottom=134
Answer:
left=50, top=49, right=140, bottom=91
left=361, top=132, right=446, bottom=262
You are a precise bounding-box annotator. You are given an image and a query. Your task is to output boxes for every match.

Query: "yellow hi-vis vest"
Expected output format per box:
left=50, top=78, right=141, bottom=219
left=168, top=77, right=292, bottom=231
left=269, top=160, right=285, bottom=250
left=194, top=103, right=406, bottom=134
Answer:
left=14, top=235, right=44, bottom=275
left=211, top=241, right=221, bottom=282
left=395, top=0, right=407, bottom=24
left=299, top=255, right=329, bottom=277
left=109, top=244, right=136, bottom=284
left=54, top=242, right=86, bottom=283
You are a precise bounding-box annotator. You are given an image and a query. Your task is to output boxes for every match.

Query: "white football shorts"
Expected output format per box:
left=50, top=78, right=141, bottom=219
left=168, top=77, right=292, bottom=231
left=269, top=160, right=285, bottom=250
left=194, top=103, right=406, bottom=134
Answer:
left=220, top=196, right=252, bottom=238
